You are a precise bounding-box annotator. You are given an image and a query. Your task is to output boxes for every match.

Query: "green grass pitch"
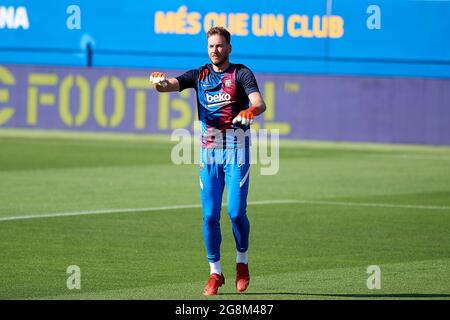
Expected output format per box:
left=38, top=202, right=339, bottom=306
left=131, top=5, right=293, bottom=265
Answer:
left=0, top=129, right=449, bottom=300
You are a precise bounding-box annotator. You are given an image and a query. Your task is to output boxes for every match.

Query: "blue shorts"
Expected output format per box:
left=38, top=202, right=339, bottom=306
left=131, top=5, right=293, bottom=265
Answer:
left=199, top=147, right=251, bottom=262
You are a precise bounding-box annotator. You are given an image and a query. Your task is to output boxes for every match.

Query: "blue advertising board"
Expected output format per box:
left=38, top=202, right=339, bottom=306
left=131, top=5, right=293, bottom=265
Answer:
left=0, top=0, right=450, bottom=77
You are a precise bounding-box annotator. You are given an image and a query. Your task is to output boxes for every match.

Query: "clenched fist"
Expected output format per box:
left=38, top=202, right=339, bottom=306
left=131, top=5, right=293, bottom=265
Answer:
left=149, top=72, right=168, bottom=87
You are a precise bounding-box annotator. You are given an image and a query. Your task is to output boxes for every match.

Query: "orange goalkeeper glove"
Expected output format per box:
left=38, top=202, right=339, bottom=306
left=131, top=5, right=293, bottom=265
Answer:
left=232, top=106, right=261, bottom=125
left=149, top=72, right=168, bottom=88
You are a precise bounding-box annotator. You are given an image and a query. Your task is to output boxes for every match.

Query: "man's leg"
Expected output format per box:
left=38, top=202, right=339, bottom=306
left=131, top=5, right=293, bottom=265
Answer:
left=200, top=148, right=225, bottom=295
left=224, top=147, right=251, bottom=292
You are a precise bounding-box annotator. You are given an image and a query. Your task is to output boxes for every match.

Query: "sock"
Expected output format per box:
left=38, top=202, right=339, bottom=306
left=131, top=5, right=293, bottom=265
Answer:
left=236, top=250, right=248, bottom=264
left=209, top=261, right=221, bottom=275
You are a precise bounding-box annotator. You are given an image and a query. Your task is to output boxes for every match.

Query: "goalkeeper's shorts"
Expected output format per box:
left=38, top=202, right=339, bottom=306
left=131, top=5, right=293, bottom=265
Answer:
left=199, top=146, right=251, bottom=262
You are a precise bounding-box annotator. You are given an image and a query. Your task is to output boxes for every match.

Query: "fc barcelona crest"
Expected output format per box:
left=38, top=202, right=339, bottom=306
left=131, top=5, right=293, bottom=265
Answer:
left=224, top=79, right=232, bottom=88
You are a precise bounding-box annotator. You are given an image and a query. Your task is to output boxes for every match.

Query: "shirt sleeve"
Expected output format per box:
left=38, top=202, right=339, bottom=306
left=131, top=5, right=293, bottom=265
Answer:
left=237, top=67, right=260, bottom=96
left=176, top=69, right=199, bottom=92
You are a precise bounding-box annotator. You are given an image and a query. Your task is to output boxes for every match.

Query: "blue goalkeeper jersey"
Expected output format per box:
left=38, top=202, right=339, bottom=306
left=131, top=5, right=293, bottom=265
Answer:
left=176, top=63, right=260, bottom=148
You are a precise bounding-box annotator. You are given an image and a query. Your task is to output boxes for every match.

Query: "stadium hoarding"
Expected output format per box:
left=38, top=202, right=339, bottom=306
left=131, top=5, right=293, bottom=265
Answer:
left=1, top=64, right=449, bottom=145
left=0, top=0, right=450, bottom=77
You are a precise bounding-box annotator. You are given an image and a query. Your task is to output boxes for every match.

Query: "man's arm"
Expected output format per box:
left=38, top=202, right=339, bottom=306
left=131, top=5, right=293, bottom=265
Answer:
left=149, top=72, right=180, bottom=92
left=233, top=92, right=266, bottom=125
left=232, top=66, right=266, bottom=125
left=248, top=91, right=266, bottom=115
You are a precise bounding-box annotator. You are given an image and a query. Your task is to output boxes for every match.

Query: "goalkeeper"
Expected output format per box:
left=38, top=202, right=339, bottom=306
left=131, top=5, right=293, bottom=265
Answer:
left=149, top=26, right=266, bottom=296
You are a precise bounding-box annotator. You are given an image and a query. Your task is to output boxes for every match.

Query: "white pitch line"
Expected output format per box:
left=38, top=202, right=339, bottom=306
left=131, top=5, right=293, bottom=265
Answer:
left=0, top=199, right=448, bottom=223
left=0, top=204, right=202, bottom=222
left=373, top=154, right=450, bottom=161
left=0, top=200, right=296, bottom=222
left=290, top=199, right=450, bottom=211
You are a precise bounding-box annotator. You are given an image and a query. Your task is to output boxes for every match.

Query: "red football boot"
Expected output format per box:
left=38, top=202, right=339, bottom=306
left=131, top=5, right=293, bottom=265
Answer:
left=236, top=263, right=250, bottom=293
left=203, top=273, right=225, bottom=296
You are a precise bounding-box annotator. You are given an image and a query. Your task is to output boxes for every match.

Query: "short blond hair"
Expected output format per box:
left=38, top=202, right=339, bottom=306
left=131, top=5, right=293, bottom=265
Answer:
left=206, top=26, right=231, bottom=44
